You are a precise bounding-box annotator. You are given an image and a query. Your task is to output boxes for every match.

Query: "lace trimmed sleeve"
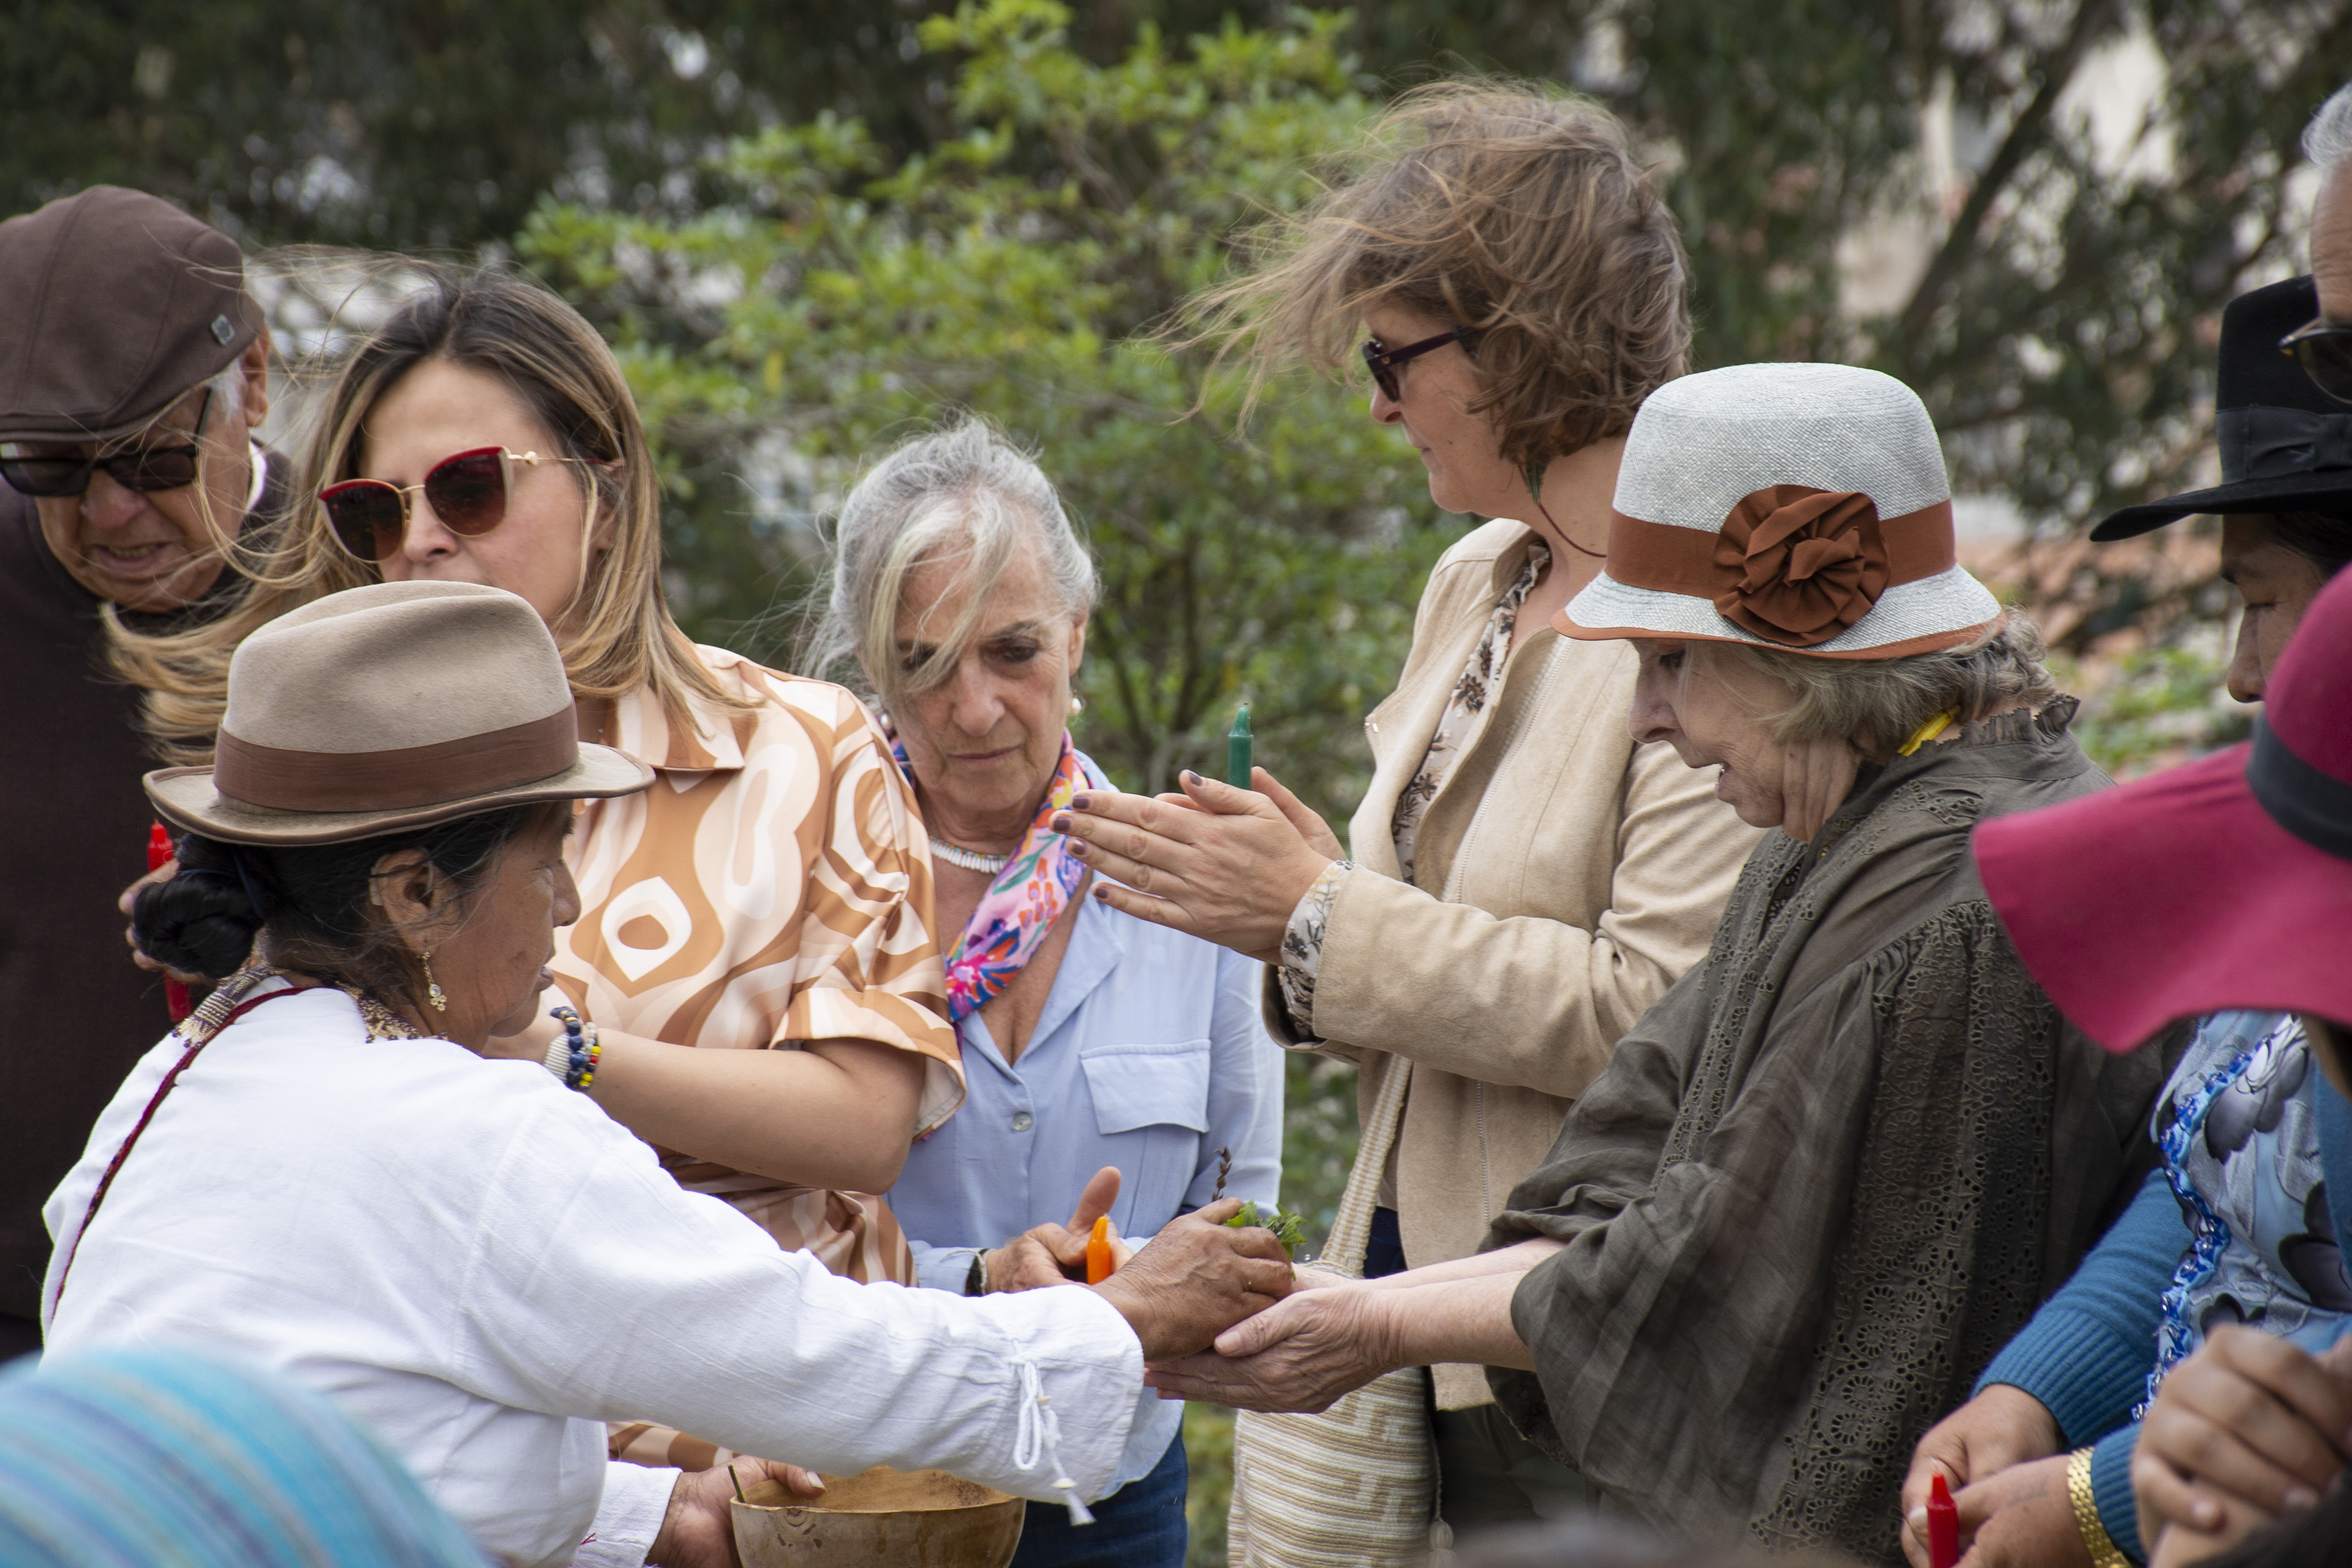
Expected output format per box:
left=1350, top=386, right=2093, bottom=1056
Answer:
left=1274, top=859, right=1355, bottom=1042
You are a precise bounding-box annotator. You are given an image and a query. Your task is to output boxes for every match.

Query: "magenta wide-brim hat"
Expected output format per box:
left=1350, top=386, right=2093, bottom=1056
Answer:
left=1975, top=743, right=2352, bottom=1052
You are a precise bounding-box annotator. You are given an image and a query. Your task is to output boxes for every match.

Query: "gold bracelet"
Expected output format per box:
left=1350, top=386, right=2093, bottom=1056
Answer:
left=2067, top=1446, right=2133, bottom=1568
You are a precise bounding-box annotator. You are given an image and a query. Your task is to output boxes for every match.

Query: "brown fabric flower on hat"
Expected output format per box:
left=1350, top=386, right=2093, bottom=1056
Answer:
left=1710, top=486, right=1890, bottom=647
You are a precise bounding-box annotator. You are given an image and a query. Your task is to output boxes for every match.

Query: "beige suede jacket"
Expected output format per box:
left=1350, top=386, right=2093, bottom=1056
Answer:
left=1269, top=519, right=1762, bottom=1407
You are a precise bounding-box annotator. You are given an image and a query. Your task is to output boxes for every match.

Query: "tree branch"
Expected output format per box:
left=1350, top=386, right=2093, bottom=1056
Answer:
left=1892, top=0, right=2122, bottom=354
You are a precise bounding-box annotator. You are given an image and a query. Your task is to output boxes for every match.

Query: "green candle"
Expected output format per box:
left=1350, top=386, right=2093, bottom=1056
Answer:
left=1226, top=702, right=1252, bottom=789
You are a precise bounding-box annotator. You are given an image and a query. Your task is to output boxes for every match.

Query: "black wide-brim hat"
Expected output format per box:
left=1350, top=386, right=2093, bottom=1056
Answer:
left=2093, top=275, right=2352, bottom=539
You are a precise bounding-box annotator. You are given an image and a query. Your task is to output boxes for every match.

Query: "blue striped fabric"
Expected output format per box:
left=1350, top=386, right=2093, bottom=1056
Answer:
left=0, top=1348, right=486, bottom=1567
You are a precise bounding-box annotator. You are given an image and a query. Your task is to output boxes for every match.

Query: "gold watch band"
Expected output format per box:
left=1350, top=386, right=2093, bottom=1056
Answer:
left=2068, top=1445, right=2133, bottom=1568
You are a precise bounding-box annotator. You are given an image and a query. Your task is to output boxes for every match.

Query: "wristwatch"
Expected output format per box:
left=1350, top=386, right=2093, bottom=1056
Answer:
left=963, top=1251, right=988, bottom=1297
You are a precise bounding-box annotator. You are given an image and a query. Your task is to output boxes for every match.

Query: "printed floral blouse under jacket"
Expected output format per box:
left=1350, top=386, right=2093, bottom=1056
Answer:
left=1278, top=541, right=1546, bottom=1031
left=550, top=645, right=963, bottom=1287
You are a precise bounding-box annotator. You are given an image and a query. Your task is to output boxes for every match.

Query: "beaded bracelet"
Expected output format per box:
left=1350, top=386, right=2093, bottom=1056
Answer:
left=544, top=1005, right=602, bottom=1093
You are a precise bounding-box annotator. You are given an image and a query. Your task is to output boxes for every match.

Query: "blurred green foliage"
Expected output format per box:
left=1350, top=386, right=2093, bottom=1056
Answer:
left=1183, top=1400, right=1236, bottom=1566
left=1, top=1, right=966, bottom=249
left=2056, top=643, right=2256, bottom=777
left=522, top=0, right=1465, bottom=813
left=1279, top=1052, right=1362, bottom=1258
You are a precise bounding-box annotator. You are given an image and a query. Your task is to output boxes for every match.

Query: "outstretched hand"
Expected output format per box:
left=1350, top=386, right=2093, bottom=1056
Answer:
left=1052, top=768, right=1339, bottom=964
left=1142, top=1281, right=1399, bottom=1413
left=1091, top=1199, right=1295, bottom=1361
left=988, top=1165, right=1135, bottom=1291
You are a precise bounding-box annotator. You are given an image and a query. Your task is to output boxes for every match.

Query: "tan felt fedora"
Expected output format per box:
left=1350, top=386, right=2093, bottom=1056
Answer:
left=146, top=581, right=652, bottom=845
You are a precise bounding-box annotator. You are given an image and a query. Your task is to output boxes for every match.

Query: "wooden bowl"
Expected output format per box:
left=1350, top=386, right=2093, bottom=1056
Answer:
left=729, top=1465, right=1027, bottom=1567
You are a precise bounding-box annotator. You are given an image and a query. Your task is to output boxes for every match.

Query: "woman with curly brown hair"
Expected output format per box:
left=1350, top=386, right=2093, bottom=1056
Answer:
left=1055, top=82, right=1761, bottom=1537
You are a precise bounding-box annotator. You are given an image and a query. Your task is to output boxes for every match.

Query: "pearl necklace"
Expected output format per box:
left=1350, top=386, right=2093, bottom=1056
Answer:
left=932, top=840, right=1013, bottom=875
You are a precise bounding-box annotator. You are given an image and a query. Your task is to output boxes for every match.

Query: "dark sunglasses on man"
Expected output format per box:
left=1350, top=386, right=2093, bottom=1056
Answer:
left=1361, top=326, right=1482, bottom=403
left=0, top=388, right=213, bottom=498
left=319, top=445, right=604, bottom=564
left=2281, top=316, right=2352, bottom=405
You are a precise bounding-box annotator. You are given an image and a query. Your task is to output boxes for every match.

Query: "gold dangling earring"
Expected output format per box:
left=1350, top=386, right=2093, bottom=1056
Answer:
left=421, top=948, right=448, bottom=1013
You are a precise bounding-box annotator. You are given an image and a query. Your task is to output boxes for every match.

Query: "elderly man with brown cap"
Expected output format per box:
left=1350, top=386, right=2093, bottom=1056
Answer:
left=0, top=185, right=287, bottom=1359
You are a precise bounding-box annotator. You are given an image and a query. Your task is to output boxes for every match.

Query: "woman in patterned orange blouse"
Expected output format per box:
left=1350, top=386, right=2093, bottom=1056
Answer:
left=123, top=265, right=966, bottom=1323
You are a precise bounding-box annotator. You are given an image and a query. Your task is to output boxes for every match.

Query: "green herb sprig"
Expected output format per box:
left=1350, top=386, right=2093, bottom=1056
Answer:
left=1224, top=1199, right=1307, bottom=1259
left=1210, top=1146, right=1305, bottom=1257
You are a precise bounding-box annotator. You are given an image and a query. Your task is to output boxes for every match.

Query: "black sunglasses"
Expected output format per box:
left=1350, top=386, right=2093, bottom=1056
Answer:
left=2281, top=316, right=2352, bottom=407
left=1361, top=327, right=1481, bottom=402
left=0, top=388, right=213, bottom=498
left=319, top=445, right=601, bottom=564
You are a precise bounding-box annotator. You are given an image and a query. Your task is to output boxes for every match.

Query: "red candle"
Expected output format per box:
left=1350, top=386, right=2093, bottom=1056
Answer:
left=147, top=823, right=192, bottom=1023
left=1927, top=1472, right=1959, bottom=1568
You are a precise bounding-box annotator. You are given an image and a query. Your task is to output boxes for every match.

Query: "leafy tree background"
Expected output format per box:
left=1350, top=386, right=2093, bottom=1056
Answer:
left=11, top=2, right=2342, bottom=1559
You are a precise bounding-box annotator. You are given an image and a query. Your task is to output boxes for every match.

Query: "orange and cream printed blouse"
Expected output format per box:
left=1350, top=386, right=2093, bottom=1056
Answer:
left=548, top=644, right=963, bottom=1288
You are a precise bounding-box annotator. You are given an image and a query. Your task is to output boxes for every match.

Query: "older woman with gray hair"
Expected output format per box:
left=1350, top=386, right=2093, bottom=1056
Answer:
left=808, top=416, right=1285, bottom=1568
left=1146, top=364, right=2170, bottom=1562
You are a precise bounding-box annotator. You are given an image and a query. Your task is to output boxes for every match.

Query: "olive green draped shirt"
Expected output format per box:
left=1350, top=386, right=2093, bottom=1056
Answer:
left=1486, top=702, right=2171, bottom=1562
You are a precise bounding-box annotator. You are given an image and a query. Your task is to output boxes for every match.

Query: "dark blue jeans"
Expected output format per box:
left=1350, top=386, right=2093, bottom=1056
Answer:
left=1365, top=1204, right=1408, bottom=1279
left=1012, top=1428, right=1188, bottom=1568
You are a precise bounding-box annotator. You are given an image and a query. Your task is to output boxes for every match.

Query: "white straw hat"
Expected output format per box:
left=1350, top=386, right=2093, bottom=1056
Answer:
left=146, top=580, right=652, bottom=845
left=1558, top=362, right=2001, bottom=657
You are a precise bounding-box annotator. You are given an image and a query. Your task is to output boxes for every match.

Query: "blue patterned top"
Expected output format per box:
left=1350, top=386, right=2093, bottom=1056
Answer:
left=1979, top=1010, right=2352, bottom=1560
left=2147, top=1012, right=2352, bottom=1405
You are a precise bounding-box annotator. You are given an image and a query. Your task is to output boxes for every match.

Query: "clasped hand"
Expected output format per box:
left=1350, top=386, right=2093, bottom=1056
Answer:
left=1087, top=1200, right=1297, bottom=1362
left=976, top=1166, right=1294, bottom=1364
left=1142, top=1279, right=1398, bottom=1414
left=2132, top=1325, right=2352, bottom=1564
left=1051, top=767, right=1342, bottom=963
left=1898, top=1383, right=2066, bottom=1567
left=1898, top=1329, right=2352, bottom=1567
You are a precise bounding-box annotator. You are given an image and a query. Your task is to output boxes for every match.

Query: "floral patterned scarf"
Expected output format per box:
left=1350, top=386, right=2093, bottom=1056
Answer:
left=889, top=726, right=1096, bottom=1022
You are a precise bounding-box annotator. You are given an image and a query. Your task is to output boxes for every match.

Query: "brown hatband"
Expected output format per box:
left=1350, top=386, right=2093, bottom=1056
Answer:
left=1606, top=486, right=1958, bottom=648
left=213, top=708, right=578, bottom=813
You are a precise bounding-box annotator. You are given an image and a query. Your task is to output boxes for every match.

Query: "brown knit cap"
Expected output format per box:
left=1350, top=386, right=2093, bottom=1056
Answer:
left=0, top=186, right=265, bottom=444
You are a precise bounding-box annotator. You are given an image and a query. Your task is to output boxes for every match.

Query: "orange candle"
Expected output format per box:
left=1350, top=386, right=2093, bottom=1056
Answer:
left=1085, top=1215, right=1115, bottom=1284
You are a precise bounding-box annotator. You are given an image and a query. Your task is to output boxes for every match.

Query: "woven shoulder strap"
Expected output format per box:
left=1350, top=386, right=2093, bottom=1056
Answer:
left=1319, top=1056, right=1412, bottom=1278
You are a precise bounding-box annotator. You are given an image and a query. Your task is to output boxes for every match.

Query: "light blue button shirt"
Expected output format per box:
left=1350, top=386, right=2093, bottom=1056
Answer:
left=890, top=889, right=1284, bottom=1494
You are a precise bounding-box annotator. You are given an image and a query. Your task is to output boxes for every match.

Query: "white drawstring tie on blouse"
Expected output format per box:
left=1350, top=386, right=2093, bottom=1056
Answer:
left=1013, top=1358, right=1095, bottom=1526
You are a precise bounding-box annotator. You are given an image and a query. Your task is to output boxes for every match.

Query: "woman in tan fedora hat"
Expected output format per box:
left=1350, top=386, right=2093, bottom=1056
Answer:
left=1146, top=362, right=2170, bottom=1563
left=50, top=580, right=1293, bottom=1568
left=118, top=266, right=963, bottom=1323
